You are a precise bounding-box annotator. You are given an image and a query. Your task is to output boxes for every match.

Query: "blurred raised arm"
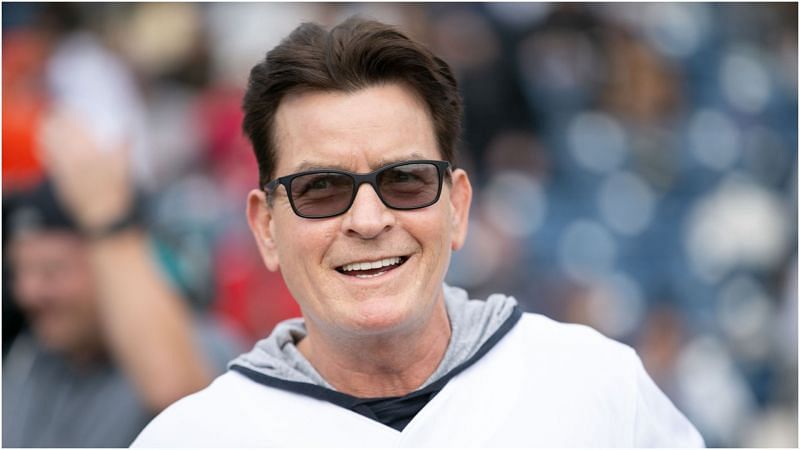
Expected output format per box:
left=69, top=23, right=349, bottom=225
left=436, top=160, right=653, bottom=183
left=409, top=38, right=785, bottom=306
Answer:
left=38, top=108, right=214, bottom=412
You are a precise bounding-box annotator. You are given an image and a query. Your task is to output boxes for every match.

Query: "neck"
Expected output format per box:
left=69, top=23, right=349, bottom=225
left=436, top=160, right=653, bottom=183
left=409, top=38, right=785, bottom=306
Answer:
left=297, top=298, right=451, bottom=398
left=63, top=341, right=106, bottom=370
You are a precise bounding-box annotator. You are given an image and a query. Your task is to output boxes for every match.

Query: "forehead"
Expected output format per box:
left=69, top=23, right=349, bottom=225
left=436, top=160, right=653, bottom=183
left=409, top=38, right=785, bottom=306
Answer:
left=272, top=83, right=440, bottom=174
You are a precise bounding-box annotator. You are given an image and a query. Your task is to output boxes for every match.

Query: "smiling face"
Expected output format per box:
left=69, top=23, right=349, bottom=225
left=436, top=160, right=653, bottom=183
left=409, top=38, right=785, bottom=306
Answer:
left=246, top=83, right=472, bottom=339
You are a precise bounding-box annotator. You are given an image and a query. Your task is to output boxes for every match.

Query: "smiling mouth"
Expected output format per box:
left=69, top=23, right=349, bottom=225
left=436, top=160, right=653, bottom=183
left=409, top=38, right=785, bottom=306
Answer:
left=335, top=256, right=409, bottom=278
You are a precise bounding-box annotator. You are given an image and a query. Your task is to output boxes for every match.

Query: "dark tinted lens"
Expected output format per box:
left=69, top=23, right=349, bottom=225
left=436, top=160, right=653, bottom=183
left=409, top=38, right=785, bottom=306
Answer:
left=290, top=172, right=354, bottom=217
left=378, top=163, right=440, bottom=209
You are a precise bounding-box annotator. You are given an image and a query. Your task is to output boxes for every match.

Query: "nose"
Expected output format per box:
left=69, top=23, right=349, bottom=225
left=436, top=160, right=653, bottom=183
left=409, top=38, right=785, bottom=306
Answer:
left=341, top=182, right=396, bottom=239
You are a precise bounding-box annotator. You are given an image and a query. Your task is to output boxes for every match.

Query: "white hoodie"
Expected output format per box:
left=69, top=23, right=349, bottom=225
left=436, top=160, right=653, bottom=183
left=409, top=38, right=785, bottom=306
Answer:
left=132, top=284, right=704, bottom=447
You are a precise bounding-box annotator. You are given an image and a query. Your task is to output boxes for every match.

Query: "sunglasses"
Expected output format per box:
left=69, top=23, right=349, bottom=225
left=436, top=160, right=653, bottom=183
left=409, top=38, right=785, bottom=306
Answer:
left=264, top=160, right=451, bottom=219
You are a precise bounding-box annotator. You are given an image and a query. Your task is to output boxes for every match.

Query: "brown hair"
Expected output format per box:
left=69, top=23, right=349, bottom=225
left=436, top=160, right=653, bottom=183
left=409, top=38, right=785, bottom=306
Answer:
left=242, top=16, right=463, bottom=188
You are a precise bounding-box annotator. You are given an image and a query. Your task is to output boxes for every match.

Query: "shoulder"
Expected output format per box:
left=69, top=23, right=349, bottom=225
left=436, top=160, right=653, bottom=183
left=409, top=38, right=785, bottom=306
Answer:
left=507, top=313, right=704, bottom=447
left=467, top=311, right=642, bottom=413
left=494, top=312, right=644, bottom=421
left=510, top=312, right=638, bottom=368
left=131, top=371, right=266, bottom=447
left=132, top=369, right=362, bottom=447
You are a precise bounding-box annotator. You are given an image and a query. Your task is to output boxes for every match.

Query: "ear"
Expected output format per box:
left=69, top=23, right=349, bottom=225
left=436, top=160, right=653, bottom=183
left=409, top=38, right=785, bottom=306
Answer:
left=246, top=189, right=280, bottom=272
left=447, top=168, right=472, bottom=251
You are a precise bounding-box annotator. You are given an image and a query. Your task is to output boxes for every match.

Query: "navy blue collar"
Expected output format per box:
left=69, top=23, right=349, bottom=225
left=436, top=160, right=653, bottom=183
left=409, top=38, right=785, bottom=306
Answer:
left=230, top=306, right=522, bottom=431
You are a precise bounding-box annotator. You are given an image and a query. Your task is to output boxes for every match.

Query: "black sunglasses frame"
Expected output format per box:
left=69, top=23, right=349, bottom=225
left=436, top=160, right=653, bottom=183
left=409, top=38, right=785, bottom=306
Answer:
left=264, top=160, right=452, bottom=219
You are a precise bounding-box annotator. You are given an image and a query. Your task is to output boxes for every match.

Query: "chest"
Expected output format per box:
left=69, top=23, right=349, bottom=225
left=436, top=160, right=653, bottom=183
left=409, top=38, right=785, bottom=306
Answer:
left=218, top=335, right=636, bottom=447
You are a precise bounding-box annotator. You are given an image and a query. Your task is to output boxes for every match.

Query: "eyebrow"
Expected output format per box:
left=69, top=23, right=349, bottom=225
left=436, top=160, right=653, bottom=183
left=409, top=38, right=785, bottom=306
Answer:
left=291, top=152, right=430, bottom=173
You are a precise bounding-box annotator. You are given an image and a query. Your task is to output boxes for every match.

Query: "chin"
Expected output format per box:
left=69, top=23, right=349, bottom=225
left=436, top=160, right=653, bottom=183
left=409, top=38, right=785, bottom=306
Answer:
left=340, top=299, right=418, bottom=336
left=34, top=320, right=91, bottom=355
left=36, top=328, right=73, bottom=353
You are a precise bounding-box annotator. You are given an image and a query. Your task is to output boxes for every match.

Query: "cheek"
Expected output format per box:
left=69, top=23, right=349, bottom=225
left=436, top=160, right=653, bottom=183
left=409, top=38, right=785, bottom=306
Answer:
left=12, top=273, right=37, bottom=304
left=429, top=204, right=454, bottom=243
left=275, top=217, right=332, bottom=255
left=273, top=217, right=338, bottom=281
left=404, top=207, right=453, bottom=265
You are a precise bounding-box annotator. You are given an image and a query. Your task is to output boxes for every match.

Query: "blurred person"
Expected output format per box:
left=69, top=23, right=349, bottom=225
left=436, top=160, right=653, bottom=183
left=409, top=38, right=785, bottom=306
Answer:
left=133, top=17, right=703, bottom=447
left=2, top=111, right=242, bottom=447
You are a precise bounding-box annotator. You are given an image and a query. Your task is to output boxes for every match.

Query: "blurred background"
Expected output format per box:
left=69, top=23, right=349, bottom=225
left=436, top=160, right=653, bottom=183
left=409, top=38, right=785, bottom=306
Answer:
left=2, top=3, right=797, bottom=447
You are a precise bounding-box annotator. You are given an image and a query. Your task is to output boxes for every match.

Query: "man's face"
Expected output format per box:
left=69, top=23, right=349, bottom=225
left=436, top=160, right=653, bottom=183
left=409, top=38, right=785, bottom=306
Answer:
left=247, top=83, right=472, bottom=338
left=9, top=231, right=101, bottom=355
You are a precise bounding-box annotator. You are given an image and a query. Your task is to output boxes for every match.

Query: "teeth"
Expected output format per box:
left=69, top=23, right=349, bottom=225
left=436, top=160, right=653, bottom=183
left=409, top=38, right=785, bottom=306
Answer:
left=341, top=257, right=401, bottom=272
left=356, top=273, right=381, bottom=279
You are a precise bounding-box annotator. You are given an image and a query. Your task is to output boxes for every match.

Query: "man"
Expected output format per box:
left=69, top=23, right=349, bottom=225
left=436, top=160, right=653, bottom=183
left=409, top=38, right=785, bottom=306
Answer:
left=132, top=17, right=704, bottom=447
left=3, top=112, right=241, bottom=447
